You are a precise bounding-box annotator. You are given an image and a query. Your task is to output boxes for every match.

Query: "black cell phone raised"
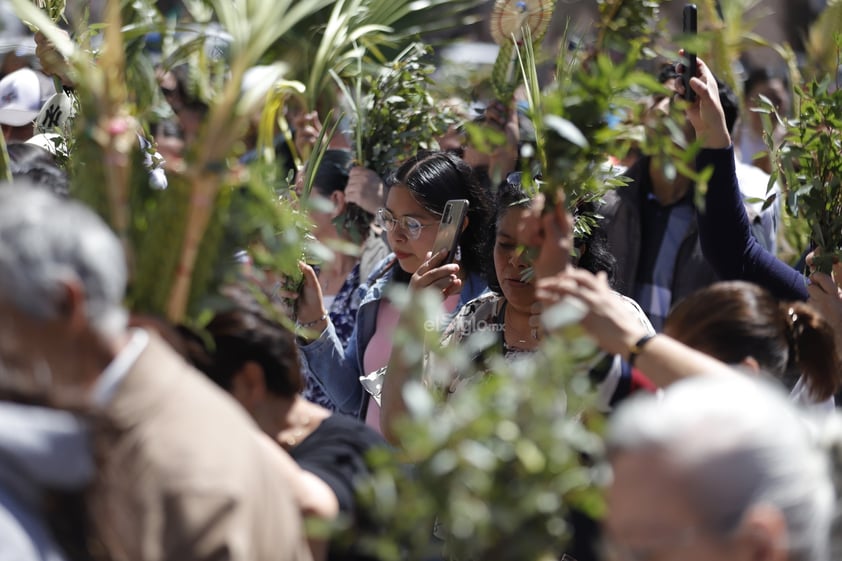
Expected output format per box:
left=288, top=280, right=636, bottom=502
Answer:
left=683, top=4, right=698, bottom=102
left=431, top=199, right=470, bottom=264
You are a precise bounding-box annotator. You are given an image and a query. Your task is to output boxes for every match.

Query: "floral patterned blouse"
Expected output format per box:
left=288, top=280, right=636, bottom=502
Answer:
left=302, top=263, right=362, bottom=411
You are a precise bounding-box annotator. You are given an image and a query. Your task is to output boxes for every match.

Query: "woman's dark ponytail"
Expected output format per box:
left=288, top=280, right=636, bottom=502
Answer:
left=782, top=301, right=842, bottom=402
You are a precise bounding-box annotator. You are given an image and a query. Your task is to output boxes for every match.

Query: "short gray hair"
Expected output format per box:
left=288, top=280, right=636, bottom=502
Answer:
left=608, top=376, right=837, bottom=561
left=0, top=183, right=128, bottom=337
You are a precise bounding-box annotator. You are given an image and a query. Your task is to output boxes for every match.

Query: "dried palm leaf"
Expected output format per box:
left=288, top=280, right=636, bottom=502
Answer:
left=489, top=0, right=554, bottom=103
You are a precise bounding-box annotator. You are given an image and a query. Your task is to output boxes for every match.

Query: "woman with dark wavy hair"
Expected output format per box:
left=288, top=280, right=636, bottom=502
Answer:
left=295, top=150, right=494, bottom=433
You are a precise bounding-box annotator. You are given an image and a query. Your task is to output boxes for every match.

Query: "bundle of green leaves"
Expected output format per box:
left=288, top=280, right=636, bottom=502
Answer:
left=762, top=44, right=842, bottom=273
left=349, top=287, right=607, bottom=561
left=337, top=42, right=453, bottom=179
left=534, top=46, right=707, bottom=238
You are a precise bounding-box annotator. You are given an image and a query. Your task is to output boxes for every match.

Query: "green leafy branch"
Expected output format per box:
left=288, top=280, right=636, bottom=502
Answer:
left=760, top=49, right=842, bottom=273
left=332, top=42, right=451, bottom=178
left=354, top=286, right=607, bottom=561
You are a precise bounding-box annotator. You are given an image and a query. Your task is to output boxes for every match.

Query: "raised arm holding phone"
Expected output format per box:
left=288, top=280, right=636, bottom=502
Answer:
left=681, top=54, right=810, bottom=302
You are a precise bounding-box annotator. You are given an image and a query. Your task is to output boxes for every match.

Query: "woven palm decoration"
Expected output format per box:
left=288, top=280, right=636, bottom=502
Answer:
left=489, top=0, right=553, bottom=102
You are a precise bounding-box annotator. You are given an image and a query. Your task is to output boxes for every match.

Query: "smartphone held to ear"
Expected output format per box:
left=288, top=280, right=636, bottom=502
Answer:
left=683, top=4, right=698, bottom=102
left=431, top=199, right=470, bottom=265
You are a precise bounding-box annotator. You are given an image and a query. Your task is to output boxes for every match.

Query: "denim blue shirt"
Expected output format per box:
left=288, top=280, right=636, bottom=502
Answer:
left=298, top=253, right=488, bottom=418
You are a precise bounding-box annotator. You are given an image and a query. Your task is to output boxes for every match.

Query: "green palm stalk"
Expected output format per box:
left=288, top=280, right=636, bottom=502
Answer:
left=514, top=25, right=545, bottom=179
left=164, top=0, right=333, bottom=322
left=98, top=0, right=135, bottom=249
left=305, top=0, right=392, bottom=111
left=491, top=40, right=518, bottom=103
left=12, top=0, right=334, bottom=323
left=0, top=131, right=11, bottom=183
left=257, top=79, right=306, bottom=170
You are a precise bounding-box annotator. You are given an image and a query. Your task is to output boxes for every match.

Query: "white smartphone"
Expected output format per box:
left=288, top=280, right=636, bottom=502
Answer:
left=431, top=199, right=470, bottom=264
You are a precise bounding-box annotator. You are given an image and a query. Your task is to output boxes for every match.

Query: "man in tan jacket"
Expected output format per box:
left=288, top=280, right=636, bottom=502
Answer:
left=0, top=183, right=311, bottom=561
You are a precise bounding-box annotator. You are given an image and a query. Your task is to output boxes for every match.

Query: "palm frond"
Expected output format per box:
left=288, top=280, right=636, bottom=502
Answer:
left=305, top=0, right=397, bottom=110
left=163, top=0, right=334, bottom=321
left=16, top=0, right=336, bottom=323
left=515, top=26, right=545, bottom=177
left=257, top=79, right=307, bottom=169
left=277, top=0, right=484, bottom=110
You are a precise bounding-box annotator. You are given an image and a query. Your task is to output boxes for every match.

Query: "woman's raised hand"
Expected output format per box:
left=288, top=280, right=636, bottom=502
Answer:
left=345, top=166, right=385, bottom=215
left=410, top=249, right=462, bottom=298
left=675, top=52, right=731, bottom=150
left=536, top=268, right=649, bottom=358
left=516, top=193, right=575, bottom=280
left=294, top=263, right=329, bottom=337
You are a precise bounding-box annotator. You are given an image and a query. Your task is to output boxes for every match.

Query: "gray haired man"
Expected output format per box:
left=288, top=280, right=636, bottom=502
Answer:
left=0, top=184, right=311, bottom=561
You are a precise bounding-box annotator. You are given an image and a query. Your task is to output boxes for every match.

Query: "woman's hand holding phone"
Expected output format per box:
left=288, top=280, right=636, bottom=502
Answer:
left=410, top=249, right=462, bottom=297
left=409, top=199, right=469, bottom=297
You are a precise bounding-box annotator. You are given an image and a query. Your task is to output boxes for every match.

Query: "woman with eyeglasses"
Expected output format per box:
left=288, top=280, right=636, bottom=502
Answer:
left=294, top=150, right=494, bottom=432
left=378, top=176, right=656, bottom=443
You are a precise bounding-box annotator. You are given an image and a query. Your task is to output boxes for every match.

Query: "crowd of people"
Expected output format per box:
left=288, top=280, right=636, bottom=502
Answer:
left=0, top=8, right=841, bottom=561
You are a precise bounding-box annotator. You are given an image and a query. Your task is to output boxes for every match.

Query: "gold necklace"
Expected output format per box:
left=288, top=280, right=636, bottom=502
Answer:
left=504, top=305, right=539, bottom=347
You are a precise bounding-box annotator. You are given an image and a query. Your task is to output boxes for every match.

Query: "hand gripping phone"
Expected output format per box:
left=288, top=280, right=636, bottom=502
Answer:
left=431, top=199, right=470, bottom=264
left=683, top=4, right=698, bottom=102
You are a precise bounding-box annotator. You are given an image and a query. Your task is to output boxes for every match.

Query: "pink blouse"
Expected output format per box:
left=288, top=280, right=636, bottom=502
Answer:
left=362, top=294, right=460, bottom=432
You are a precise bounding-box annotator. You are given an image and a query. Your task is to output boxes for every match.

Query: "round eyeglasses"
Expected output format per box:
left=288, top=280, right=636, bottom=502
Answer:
left=376, top=208, right=437, bottom=240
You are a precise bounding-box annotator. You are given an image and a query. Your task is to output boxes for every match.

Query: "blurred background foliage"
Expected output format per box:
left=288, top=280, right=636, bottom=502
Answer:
left=5, top=0, right=842, bottom=557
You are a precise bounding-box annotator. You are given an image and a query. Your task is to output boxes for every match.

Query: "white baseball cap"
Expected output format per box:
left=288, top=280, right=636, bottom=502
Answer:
left=0, top=68, right=46, bottom=127
left=35, top=91, right=74, bottom=133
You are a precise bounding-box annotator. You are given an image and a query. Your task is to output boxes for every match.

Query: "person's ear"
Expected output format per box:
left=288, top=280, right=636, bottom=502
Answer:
left=736, top=504, right=788, bottom=561
left=460, top=216, right=469, bottom=234
left=230, top=361, right=267, bottom=410
left=55, top=277, right=87, bottom=334
left=331, top=190, right=346, bottom=218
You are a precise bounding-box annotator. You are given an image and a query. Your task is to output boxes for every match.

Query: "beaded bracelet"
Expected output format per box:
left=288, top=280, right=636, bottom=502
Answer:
left=296, top=312, right=328, bottom=329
